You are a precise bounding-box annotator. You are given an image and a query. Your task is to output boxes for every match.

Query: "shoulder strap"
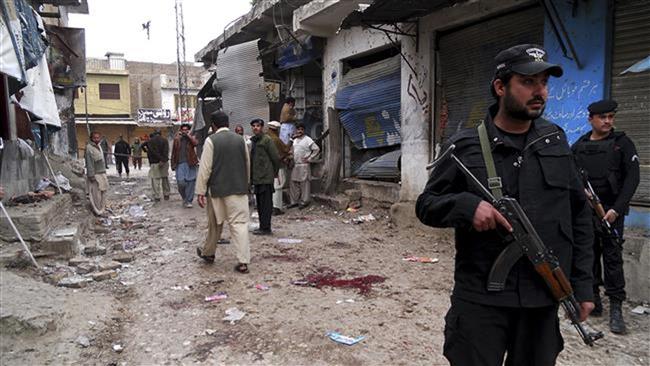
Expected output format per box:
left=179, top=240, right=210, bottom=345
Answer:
left=477, top=122, right=503, bottom=200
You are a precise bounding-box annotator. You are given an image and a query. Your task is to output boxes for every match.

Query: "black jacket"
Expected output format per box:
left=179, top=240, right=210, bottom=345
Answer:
left=143, top=135, right=169, bottom=164
left=416, top=105, right=594, bottom=307
left=114, top=140, right=131, bottom=156
left=571, top=130, right=640, bottom=215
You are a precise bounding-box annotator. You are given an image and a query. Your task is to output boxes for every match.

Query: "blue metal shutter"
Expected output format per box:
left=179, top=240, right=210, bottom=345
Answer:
left=336, top=55, right=401, bottom=149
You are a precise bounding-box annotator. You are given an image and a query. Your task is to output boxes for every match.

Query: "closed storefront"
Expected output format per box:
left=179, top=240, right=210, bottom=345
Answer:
left=435, top=5, right=544, bottom=145
left=611, top=0, right=650, bottom=204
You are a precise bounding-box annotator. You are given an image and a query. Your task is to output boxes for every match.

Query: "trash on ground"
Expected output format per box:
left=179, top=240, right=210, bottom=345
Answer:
left=75, top=335, right=90, bottom=348
left=205, top=329, right=217, bottom=335
left=54, top=172, right=72, bottom=191
left=291, top=279, right=311, bottom=286
left=127, top=205, right=146, bottom=218
left=336, top=299, right=355, bottom=304
left=255, top=284, right=270, bottom=291
left=98, top=218, right=112, bottom=227
left=327, top=332, right=365, bottom=346
left=346, top=207, right=358, bottom=213
left=223, top=307, right=246, bottom=323
left=205, top=291, right=228, bottom=302
left=352, top=214, right=376, bottom=224
left=278, top=238, right=303, bottom=244
left=631, top=305, right=650, bottom=315
left=403, top=256, right=439, bottom=263
left=112, top=344, right=124, bottom=353
left=122, top=240, right=138, bottom=251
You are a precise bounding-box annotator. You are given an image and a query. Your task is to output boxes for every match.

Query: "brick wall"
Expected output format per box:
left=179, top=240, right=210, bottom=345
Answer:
left=126, top=61, right=206, bottom=118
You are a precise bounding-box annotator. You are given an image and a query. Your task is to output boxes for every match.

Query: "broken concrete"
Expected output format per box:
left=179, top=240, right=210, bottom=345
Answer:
left=83, top=245, right=107, bottom=256
left=57, top=276, right=93, bottom=288
left=35, top=224, right=84, bottom=258
left=0, top=194, right=72, bottom=242
left=91, top=270, right=117, bottom=281
left=97, top=261, right=121, bottom=271
left=68, top=256, right=91, bottom=266
left=112, top=252, right=134, bottom=263
left=76, top=262, right=97, bottom=275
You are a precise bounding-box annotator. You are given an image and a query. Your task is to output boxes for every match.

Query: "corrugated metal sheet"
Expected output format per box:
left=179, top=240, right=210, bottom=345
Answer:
left=611, top=0, right=650, bottom=204
left=216, top=39, right=268, bottom=133
left=437, top=6, right=543, bottom=143
left=336, top=56, right=401, bottom=149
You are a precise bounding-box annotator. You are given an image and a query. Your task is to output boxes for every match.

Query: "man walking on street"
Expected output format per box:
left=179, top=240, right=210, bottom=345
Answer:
left=287, top=123, right=319, bottom=209
left=267, top=121, right=290, bottom=214
left=131, top=137, right=143, bottom=170
left=250, top=118, right=280, bottom=235
left=143, top=130, right=170, bottom=201
left=195, top=111, right=251, bottom=274
left=416, top=44, right=594, bottom=365
left=85, top=132, right=109, bottom=215
left=114, top=135, right=131, bottom=178
left=171, top=123, right=199, bottom=208
left=572, top=99, right=640, bottom=334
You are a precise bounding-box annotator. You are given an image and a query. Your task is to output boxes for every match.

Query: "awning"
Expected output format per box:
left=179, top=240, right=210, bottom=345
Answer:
left=277, top=35, right=320, bottom=71
left=340, top=0, right=464, bottom=29
left=195, top=0, right=311, bottom=65
left=75, top=119, right=137, bottom=125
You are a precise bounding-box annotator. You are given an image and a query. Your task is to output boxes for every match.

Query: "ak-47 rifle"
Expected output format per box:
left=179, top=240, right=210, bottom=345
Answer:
left=580, top=170, right=624, bottom=246
left=427, top=145, right=604, bottom=346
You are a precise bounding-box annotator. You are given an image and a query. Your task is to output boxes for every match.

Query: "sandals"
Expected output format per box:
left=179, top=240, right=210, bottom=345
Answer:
left=234, top=263, right=249, bottom=274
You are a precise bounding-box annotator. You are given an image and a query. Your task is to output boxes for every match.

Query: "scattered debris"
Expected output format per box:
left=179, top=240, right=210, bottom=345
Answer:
left=52, top=227, right=77, bottom=237
left=336, top=299, right=355, bottom=304
left=98, top=261, right=121, bottom=271
left=112, top=344, right=124, bottom=353
left=255, top=284, right=270, bottom=291
left=68, top=257, right=91, bottom=267
left=403, top=256, right=439, bottom=264
left=327, top=332, right=365, bottom=346
left=75, top=335, right=90, bottom=348
left=8, top=191, right=55, bottom=205
left=205, top=292, right=228, bottom=302
left=277, top=238, right=303, bottom=244
left=351, top=214, right=376, bottom=224
left=346, top=207, right=358, bottom=213
left=222, top=307, right=246, bottom=324
left=205, top=329, right=217, bottom=335
left=84, top=245, right=107, bottom=256
left=57, top=276, right=93, bottom=288
left=92, top=270, right=118, bottom=281
left=76, top=263, right=97, bottom=275
left=113, top=252, right=134, bottom=263
left=127, top=205, right=146, bottom=218
left=631, top=305, right=650, bottom=315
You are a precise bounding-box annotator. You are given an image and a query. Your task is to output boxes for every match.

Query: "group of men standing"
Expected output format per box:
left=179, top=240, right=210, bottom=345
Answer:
left=416, top=43, right=639, bottom=366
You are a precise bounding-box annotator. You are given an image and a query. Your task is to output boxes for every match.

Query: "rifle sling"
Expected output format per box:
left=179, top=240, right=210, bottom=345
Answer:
left=477, top=122, right=503, bottom=200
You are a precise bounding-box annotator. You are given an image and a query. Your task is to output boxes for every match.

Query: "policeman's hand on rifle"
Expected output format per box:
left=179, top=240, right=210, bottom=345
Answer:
left=472, top=201, right=513, bottom=232
left=603, top=209, right=618, bottom=224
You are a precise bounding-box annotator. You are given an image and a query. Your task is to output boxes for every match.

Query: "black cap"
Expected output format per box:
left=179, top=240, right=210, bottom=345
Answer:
left=250, top=118, right=265, bottom=126
left=495, top=44, right=563, bottom=77
left=588, top=99, right=618, bottom=115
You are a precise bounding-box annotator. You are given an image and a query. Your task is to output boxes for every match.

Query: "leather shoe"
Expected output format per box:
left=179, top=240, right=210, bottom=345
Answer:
left=196, top=247, right=215, bottom=263
left=253, top=229, right=272, bottom=236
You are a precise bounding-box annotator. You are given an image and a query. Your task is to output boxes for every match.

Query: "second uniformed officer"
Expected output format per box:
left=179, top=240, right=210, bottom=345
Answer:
left=571, top=99, right=640, bottom=334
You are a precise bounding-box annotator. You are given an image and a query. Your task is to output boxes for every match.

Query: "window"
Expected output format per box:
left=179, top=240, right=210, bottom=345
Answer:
left=99, top=83, right=120, bottom=99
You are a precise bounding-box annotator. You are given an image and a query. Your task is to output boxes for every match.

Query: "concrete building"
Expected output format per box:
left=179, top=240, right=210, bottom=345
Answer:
left=1, top=0, right=88, bottom=199
left=196, top=0, right=649, bottom=301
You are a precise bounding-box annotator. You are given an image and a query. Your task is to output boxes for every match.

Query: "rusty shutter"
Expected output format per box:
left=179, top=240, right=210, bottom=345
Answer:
left=436, top=6, right=543, bottom=144
left=611, top=0, right=650, bottom=204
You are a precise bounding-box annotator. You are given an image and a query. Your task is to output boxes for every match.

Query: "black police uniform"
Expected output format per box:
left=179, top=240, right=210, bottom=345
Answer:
left=572, top=124, right=640, bottom=302
left=416, top=104, right=594, bottom=365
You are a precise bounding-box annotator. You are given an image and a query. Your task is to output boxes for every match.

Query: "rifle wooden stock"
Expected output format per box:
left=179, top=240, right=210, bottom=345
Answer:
left=534, top=262, right=573, bottom=301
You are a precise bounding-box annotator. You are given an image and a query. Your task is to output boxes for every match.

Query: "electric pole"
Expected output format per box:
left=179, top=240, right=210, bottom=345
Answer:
left=174, top=0, right=189, bottom=123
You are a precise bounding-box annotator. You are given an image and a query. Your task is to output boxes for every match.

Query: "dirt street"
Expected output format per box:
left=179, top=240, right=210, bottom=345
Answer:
left=1, top=168, right=649, bottom=365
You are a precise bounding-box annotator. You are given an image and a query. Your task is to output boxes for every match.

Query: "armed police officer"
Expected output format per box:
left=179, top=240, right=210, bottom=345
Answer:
left=416, top=44, right=595, bottom=365
left=571, top=99, right=640, bottom=334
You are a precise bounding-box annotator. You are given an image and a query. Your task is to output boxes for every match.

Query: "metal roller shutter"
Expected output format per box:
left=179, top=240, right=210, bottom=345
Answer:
left=216, top=39, right=269, bottom=134
left=611, top=0, right=650, bottom=205
left=437, top=6, right=544, bottom=144
left=336, top=55, right=401, bottom=149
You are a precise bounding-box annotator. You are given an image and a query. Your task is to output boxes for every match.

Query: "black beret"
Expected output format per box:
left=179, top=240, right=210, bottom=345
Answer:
left=495, top=44, right=563, bottom=77
left=588, top=99, right=618, bottom=115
